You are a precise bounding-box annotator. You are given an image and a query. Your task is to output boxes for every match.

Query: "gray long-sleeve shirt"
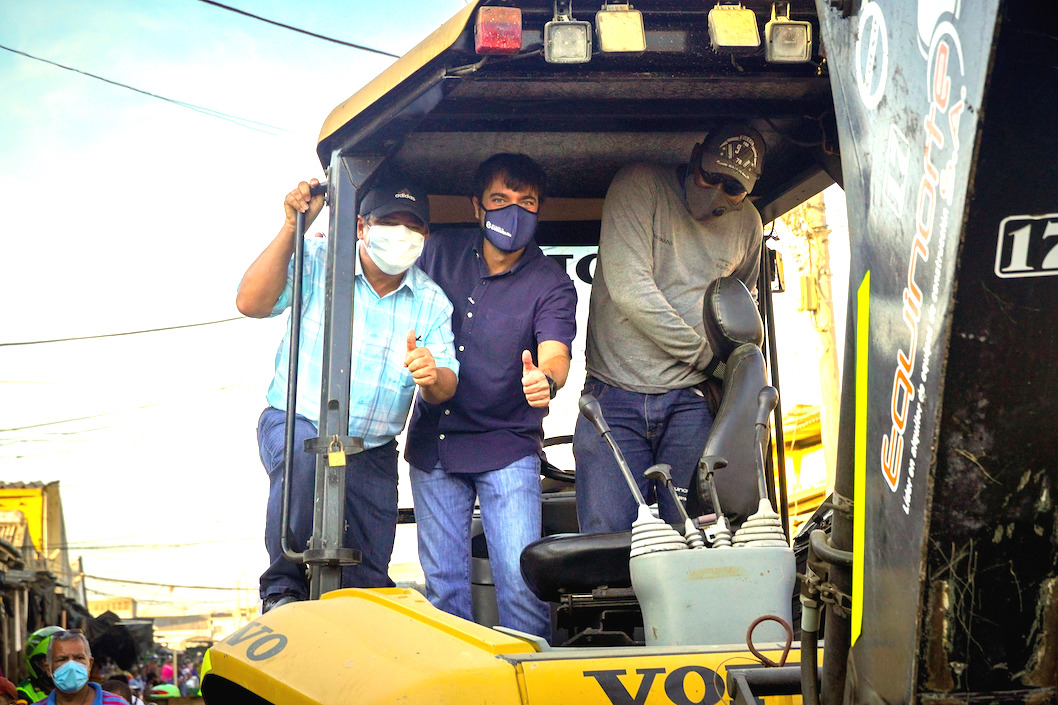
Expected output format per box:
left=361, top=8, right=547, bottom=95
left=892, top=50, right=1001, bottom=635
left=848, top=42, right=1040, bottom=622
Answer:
left=585, top=163, right=763, bottom=393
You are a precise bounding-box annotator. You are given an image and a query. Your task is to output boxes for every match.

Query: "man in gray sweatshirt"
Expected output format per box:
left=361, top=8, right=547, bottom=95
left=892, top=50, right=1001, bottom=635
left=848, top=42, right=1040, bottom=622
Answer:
left=574, top=123, right=765, bottom=534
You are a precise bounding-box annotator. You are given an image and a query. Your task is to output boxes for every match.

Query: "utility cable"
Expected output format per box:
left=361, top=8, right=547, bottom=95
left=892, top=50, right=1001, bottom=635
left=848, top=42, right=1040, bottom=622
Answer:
left=0, top=405, right=160, bottom=433
left=0, top=43, right=288, bottom=134
left=0, top=317, right=244, bottom=348
left=0, top=381, right=243, bottom=433
left=194, top=0, right=399, bottom=58
left=62, top=537, right=257, bottom=551
left=84, top=574, right=256, bottom=592
left=0, top=380, right=244, bottom=438
left=85, top=587, right=222, bottom=607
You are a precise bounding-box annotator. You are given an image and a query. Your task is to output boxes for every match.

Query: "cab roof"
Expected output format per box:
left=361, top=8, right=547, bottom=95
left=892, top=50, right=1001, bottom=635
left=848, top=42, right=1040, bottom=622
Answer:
left=316, top=0, right=839, bottom=224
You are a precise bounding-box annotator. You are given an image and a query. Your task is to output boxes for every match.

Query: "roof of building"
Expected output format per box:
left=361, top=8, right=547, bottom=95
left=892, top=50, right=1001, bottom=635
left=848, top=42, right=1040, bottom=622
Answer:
left=0, top=481, right=51, bottom=489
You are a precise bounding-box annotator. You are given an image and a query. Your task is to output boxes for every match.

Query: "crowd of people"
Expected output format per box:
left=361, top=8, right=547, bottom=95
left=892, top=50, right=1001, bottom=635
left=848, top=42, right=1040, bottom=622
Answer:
left=3, top=626, right=204, bottom=705
left=239, top=123, right=768, bottom=642
left=118, top=656, right=201, bottom=700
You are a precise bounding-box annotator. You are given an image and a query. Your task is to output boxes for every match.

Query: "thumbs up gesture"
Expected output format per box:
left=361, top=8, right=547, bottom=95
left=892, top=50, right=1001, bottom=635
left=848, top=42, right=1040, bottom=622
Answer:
left=405, top=329, right=437, bottom=388
left=521, top=349, right=552, bottom=408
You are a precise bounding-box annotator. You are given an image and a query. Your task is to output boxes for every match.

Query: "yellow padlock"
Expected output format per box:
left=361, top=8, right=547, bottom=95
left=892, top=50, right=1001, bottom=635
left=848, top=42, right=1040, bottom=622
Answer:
left=328, top=438, right=346, bottom=467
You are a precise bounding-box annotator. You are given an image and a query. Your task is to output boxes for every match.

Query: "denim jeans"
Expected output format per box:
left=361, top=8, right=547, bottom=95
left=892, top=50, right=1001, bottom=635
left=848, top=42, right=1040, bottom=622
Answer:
left=410, top=455, right=551, bottom=641
left=573, top=376, right=713, bottom=534
left=257, top=407, right=398, bottom=599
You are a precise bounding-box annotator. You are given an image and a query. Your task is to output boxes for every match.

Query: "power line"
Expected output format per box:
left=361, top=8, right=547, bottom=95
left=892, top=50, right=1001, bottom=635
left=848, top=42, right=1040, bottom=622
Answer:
left=0, top=385, right=240, bottom=436
left=86, top=587, right=213, bottom=606
left=64, top=538, right=257, bottom=551
left=0, top=404, right=160, bottom=433
left=86, top=586, right=248, bottom=608
left=194, top=0, right=400, bottom=58
left=85, top=574, right=256, bottom=592
left=6, top=425, right=119, bottom=436
left=0, top=43, right=288, bottom=135
left=0, top=317, right=245, bottom=348
left=0, top=378, right=245, bottom=438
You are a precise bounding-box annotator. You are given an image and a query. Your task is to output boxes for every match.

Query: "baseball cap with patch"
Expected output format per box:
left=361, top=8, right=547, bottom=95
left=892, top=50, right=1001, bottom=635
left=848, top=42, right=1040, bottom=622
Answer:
left=358, top=175, right=430, bottom=225
left=699, top=122, right=765, bottom=194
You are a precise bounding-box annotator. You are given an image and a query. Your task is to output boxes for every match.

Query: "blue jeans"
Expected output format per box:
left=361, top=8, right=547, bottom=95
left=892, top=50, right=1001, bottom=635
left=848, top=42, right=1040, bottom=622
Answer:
left=573, top=376, right=713, bottom=533
left=410, top=455, right=551, bottom=641
left=257, top=407, right=398, bottom=599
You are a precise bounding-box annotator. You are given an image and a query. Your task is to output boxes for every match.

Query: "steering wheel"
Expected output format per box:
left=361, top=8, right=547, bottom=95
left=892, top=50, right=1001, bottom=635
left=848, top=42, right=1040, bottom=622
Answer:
left=541, top=435, right=576, bottom=484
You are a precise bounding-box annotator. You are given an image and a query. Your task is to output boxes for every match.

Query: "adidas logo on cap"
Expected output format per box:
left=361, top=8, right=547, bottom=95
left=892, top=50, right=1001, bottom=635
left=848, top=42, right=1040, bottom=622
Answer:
left=394, top=189, right=416, bottom=201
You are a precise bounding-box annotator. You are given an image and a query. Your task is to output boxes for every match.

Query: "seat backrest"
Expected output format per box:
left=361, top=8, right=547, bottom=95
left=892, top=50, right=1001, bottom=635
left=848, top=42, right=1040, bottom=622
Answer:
left=691, top=277, right=769, bottom=529
left=702, top=276, right=764, bottom=358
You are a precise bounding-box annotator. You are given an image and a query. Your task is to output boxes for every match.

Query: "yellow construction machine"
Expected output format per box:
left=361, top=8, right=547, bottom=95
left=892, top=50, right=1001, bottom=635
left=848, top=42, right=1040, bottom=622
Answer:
left=203, top=1, right=1058, bottom=703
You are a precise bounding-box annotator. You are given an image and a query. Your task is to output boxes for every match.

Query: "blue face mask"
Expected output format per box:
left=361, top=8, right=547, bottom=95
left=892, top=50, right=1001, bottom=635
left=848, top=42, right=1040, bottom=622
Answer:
left=481, top=203, right=538, bottom=253
left=52, top=661, right=89, bottom=693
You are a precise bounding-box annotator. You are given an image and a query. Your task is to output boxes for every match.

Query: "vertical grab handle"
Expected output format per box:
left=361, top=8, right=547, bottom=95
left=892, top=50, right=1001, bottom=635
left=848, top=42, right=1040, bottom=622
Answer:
left=279, top=207, right=309, bottom=562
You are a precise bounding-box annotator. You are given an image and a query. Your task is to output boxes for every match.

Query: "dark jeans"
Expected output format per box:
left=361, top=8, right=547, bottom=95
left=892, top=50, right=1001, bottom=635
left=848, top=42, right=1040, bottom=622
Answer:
left=573, top=376, right=713, bottom=533
left=257, top=407, right=398, bottom=599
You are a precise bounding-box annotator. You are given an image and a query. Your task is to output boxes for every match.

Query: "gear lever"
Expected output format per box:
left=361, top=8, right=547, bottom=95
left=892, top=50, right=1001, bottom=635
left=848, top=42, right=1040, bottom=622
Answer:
left=579, top=394, right=646, bottom=506
left=579, top=394, right=686, bottom=556
left=644, top=463, right=705, bottom=549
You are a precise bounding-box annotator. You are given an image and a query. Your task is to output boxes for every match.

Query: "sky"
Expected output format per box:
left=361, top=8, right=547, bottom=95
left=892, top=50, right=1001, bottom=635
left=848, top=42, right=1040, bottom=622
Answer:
left=0, top=0, right=471, bottom=616
left=0, top=0, right=850, bottom=620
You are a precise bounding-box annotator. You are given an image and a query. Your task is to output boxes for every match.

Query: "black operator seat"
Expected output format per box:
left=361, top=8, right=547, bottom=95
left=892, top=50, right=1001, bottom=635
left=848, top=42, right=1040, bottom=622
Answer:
left=690, top=275, right=768, bottom=531
left=520, top=276, right=769, bottom=605
left=520, top=531, right=632, bottom=603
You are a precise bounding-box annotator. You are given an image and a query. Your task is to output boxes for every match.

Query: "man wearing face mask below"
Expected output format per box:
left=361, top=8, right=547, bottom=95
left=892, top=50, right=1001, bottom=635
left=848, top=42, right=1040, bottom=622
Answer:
left=574, top=122, right=766, bottom=535
left=38, top=630, right=128, bottom=705
left=237, top=175, right=459, bottom=612
left=405, top=153, right=577, bottom=641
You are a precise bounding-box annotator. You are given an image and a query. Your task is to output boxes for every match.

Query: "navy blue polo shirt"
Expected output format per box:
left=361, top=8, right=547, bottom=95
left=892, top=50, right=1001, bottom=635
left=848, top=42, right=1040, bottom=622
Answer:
left=405, top=227, right=577, bottom=473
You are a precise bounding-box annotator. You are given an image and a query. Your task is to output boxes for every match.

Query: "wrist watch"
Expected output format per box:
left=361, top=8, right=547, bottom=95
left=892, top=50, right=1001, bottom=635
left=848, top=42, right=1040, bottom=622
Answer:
left=545, top=375, right=558, bottom=400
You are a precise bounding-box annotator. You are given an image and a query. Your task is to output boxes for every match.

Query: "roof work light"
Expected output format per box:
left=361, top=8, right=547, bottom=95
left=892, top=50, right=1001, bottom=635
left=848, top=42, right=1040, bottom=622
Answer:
left=544, top=0, right=592, bottom=63
left=764, top=3, right=812, bottom=63
left=475, top=6, right=523, bottom=55
left=707, top=3, right=761, bottom=54
left=595, top=3, right=646, bottom=53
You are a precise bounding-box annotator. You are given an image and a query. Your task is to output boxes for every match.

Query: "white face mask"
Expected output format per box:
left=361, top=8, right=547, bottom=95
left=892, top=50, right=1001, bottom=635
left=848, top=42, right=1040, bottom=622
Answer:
left=364, top=224, right=425, bottom=275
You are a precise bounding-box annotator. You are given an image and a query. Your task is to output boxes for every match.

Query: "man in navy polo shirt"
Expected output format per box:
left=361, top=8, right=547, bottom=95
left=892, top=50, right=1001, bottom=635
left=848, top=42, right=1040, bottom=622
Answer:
left=406, top=153, right=577, bottom=641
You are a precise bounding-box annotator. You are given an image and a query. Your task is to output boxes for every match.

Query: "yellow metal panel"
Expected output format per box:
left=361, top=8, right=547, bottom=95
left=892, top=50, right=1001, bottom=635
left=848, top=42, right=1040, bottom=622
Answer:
left=208, top=588, right=817, bottom=705
left=852, top=272, right=870, bottom=647
left=317, top=2, right=481, bottom=147
left=0, top=486, right=45, bottom=550
left=208, top=588, right=534, bottom=705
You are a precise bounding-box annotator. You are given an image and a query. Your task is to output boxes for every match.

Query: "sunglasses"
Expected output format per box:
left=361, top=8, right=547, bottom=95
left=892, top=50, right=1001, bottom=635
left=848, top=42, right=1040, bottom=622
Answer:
left=698, top=170, right=747, bottom=197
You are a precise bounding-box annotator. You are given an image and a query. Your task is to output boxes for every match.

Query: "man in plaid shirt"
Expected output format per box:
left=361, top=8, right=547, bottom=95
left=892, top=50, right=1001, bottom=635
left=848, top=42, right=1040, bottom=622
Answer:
left=237, top=175, right=458, bottom=613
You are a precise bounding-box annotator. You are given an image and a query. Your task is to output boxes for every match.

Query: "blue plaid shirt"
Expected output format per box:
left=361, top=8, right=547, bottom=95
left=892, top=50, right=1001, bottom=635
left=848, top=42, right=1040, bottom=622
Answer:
left=263, top=237, right=458, bottom=449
